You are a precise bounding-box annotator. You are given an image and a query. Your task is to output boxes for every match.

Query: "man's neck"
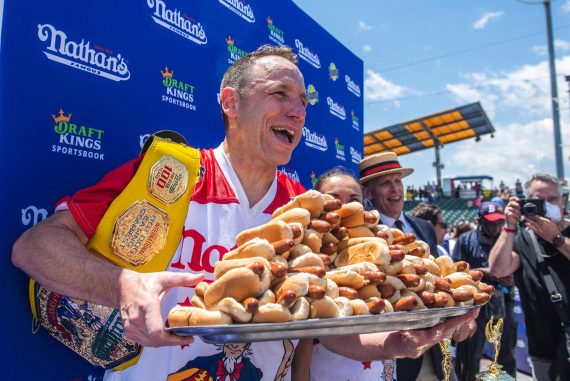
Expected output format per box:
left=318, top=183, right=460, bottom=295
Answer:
left=223, top=140, right=276, bottom=208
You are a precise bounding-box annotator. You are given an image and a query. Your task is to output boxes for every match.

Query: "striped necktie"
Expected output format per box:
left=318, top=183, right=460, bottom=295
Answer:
left=394, top=219, right=404, bottom=231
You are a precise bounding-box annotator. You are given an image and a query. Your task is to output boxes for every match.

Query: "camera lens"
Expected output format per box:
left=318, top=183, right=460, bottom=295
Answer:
left=522, top=202, right=537, bottom=216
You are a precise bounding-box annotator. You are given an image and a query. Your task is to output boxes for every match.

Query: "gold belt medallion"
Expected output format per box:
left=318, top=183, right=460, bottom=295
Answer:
left=149, top=155, right=188, bottom=204
left=111, top=200, right=169, bottom=265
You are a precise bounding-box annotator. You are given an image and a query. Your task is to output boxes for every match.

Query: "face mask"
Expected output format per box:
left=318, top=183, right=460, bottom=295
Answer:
left=545, top=202, right=562, bottom=222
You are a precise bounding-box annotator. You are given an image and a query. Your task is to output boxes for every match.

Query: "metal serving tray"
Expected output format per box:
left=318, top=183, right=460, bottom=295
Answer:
left=166, top=306, right=473, bottom=344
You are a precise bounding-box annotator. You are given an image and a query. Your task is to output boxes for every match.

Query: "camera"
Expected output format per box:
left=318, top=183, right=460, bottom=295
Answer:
left=517, top=198, right=546, bottom=217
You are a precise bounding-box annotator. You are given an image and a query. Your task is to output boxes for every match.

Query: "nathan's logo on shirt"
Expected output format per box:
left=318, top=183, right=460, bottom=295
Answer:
left=147, top=0, right=207, bottom=45
left=295, top=39, right=321, bottom=69
left=335, top=138, right=346, bottom=161
left=267, top=16, right=285, bottom=45
left=306, top=84, right=319, bottom=106
left=226, top=36, right=248, bottom=65
left=351, top=110, right=360, bottom=131
left=37, top=24, right=130, bottom=82
left=219, top=0, right=255, bottom=23
left=327, top=97, right=346, bottom=120
left=345, top=74, right=361, bottom=97
left=21, top=205, right=48, bottom=226
left=279, top=167, right=300, bottom=182
left=160, top=66, right=197, bottom=111
left=329, top=62, right=339, bottom=81
left=303, top=127, right=328, bottom=152
left=52, top=109, right=105, bottom=161
left=350, top=146, right=362, bottom=164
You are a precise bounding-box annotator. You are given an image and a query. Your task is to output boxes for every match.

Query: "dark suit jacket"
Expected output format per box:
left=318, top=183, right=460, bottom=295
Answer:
left=397, top=213, right=444, bottom=381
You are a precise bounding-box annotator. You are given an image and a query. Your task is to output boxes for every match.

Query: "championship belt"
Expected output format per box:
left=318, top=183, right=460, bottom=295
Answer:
left=29, top=135, right=201, bottom=369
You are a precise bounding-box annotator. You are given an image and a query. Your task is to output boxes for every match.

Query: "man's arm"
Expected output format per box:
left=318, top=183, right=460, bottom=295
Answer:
left=319, top=308, right=479, bottom=361
left=12, top=210, right=203, bottom=347
left=524, top=216, right=570, bottom=261
left=488, top=197, right=521, bottom=278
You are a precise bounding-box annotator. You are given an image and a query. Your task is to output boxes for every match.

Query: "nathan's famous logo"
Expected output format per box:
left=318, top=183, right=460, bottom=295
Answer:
left=302, top=127, right=328, bottom=151
left=335, top=138, right=346, bottom=161
left=267, top=16, right=285, bottom=45
left=279, top=167, right=300, bottom=182
left=345, top=74, right=361, bottom=97
left=147, top=0, right=207, bottom=45
left=21, top=206, right=48, bottom=226
left=306, top=84, right=319, bottom=106
left=329, top=62, right=339, bottom=81
left=351, top=110, right=360, bottom=131
left=37, top=24, right=130, bottom=82
left=52, top=109, right=105, bottom=161
left=161, top=66, right=197, bottom=111
left=350, top=146, right=362, bottom=164
left=295, top=39, right=321, bottom=69
left=219, top=0, right=255, bottom=23
left=327, top=97, right=346, bottom=120
left=226, top=36, right=248, bottom=65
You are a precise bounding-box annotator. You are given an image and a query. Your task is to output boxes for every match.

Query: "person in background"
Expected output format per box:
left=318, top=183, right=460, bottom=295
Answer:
left=489, top=172, right=570, bottom=380
left=452, top=202, right=517, bottom=381
left=447, top=220, right=473, bottom=255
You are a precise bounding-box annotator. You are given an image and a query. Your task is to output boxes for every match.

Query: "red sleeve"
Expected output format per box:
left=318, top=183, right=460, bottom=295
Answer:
left=56, top=156, right=143, bottom=238
left=264, top=171, right=307, bottom=214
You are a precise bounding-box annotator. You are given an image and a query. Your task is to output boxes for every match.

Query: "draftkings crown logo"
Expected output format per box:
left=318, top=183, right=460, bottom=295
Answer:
left=295, top=39, right=321, bottom=69
left=226, top=36, right=248, bottom=65
left=267, top=16, right=285, bottom=45
left=306, top=84, right=319, bottom=106
left=52, top=108, right=105, bottom=161
left=329, top=62, right=339, bottom=81
left=351, top=110, right=360, bottom=131
left=219, top=0, right=255, bottom=23
left=335, top=138, right=346, bottom=161
left=37, top=24, right=130, bottom=82
left=160, top=66, right=197, bottom=111
left=147, top=0, right=207, bottom=45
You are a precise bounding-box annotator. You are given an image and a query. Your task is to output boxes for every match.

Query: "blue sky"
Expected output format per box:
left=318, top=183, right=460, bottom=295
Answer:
left=293, top=0, right=570, bottom=190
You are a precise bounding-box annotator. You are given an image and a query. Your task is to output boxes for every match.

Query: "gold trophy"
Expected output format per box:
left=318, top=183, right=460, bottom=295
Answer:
left=475, top=316, right=515, bottom=381
left=439, top=337, right=453, bottom=381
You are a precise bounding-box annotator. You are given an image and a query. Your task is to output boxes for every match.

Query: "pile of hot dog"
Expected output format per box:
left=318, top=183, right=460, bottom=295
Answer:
left=168, top=190, right=493, bottom=327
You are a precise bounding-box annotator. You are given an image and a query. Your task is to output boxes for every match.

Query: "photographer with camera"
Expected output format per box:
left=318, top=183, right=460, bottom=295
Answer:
left=489, top=172, right=570, bottom=380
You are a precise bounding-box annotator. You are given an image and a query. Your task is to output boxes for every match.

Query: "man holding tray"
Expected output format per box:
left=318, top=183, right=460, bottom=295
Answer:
left=12, top=45, right=477, bottom=380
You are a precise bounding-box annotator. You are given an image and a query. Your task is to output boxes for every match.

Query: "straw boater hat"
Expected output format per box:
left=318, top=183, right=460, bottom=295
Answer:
left=359, top=152, right=414, bottom=184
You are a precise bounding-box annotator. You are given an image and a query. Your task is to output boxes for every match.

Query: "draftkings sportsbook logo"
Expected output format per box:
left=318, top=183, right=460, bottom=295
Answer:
left=351, top=110, right=360, bottom=131
left=327, top=97, right=346, bottom=120
left=295, top=39, right=321, bottom=69
left=161, top=66, right=197, bottom=111
left=226, top=36, right=248, bottom=65
left=147, top=0, right=207, bottom=45
left=219, top=0, right=255, bottom=23
left=279, top=167, right=300, bottom=182
left=345, top=74, right=361, bottom=97
left=335, top=138, right=346, bottom=161
left=306, top=84, right=319, bottom=106
left=267, top=17, right=285, bottom=45
left=329, top=63, right=339, bottom=81
left=52, top=109, right=105, bottom=161
left=37, top=24, right=130, bottom=82
left=350, top=146, right=362, bottom=164
left=303, top=127, right=328, bottom=152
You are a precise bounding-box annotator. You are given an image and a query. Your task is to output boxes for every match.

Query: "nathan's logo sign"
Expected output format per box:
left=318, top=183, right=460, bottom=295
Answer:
left=295, top=39, right=321, bottom=69
left=279, top=167, right=300, bottom=182
left=350, top=147, right=362, bottom=164
left=345, top=74, right=361, bottom=97
left=306, top=84, right=319, bottom=106
left=52, top=109, right=105, bottom=161
left=161, top=66, right=197, bottom=111
left=21, top=206, right=48, bottom=226
left=267, top=16, right=285, bottom=45
left=329, top=62, right=339, bottom=81
left=351, top=110, right=360, bottom=131
left=335, top=138, right=346, bottom=161
left=327, top=97, right=346, bottom=120
left=147, top=0, right=207, bottom=45
left=303, top=127, right=328, bottom=151
left=226, top=36, right=248, bottom=65
left=37, top=24, right=130, bottom=82
left=219, top=0, right=255, bottom=23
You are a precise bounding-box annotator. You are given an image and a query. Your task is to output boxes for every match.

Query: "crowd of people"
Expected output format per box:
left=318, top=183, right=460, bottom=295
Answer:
left=11, top=44, right=570, bottom=380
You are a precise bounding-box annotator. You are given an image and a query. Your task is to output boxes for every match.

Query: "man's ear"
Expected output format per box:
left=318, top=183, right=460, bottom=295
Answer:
left=220, top=87, right=240, bottom=120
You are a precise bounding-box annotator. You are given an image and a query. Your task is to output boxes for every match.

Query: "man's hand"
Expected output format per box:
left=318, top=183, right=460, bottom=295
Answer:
left=525, top=215, right=560, bottom=243
left=452, top=319, right=477, bottom=343
left=118, top=270, right=204, bottom=347
left=393, top=307, right=480, bottom=358
left=504, top=197, right=521, bottom=230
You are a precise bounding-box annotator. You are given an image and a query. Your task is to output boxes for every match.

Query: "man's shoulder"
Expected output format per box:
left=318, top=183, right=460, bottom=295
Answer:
left=263, top=171, right=307, bottom=214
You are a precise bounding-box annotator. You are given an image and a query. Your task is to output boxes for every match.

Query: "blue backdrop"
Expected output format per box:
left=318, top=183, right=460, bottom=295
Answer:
left=0, top=1, right=363, bottom=379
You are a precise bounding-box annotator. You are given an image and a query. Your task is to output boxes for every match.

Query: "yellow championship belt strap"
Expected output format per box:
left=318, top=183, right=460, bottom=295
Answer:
left=87, top=136, right=200, bottom=272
